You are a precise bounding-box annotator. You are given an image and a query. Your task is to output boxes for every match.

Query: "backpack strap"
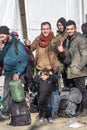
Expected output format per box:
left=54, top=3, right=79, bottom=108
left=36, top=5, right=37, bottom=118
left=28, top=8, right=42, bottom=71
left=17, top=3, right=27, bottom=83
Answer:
left=14, top=39, right=18, bottom=55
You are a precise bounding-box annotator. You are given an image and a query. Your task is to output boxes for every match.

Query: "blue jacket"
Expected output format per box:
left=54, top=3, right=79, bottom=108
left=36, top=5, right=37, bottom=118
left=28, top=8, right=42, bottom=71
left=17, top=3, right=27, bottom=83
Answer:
left=3, top=35, right=27, bottom=75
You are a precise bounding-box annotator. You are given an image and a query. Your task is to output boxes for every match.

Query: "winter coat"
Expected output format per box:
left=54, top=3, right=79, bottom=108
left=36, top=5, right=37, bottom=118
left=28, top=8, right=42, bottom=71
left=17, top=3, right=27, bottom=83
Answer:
left=66, top=32, right=87, bottom=79
left=3, top=37, right=27, bottom=75
left=33, top=74, right=58, bottom=96
left=30, top=37, right=59, bottom=73
left=51, top=30, right=68, bottom=72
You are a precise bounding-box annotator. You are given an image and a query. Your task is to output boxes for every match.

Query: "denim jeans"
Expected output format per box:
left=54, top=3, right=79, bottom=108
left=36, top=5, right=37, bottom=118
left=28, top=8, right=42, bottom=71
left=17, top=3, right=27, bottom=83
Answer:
left=51, top=89, right=60, bottom=115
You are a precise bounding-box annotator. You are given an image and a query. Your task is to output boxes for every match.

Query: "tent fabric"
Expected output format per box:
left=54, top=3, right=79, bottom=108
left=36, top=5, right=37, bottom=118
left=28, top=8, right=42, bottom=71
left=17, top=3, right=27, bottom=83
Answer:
left=0, top=0, right=87, bottom=41
left=0, top=0, right=23, bottom=40
left=24, top=0, right=84, bottom=41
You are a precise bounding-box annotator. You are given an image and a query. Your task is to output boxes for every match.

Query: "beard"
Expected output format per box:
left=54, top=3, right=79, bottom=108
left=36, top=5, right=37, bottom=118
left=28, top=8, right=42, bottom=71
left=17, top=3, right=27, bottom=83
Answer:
left=2, top=35, right=9, bottom=44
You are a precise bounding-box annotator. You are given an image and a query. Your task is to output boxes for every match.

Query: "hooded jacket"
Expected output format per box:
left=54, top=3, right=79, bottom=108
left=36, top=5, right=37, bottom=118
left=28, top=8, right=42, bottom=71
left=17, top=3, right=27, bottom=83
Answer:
left=3, top=35, right=27, bottom=75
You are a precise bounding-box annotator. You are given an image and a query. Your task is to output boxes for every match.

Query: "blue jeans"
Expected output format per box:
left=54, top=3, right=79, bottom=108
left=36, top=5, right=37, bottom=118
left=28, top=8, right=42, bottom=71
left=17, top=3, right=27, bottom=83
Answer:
left=51, top=90, right=60, bottom=114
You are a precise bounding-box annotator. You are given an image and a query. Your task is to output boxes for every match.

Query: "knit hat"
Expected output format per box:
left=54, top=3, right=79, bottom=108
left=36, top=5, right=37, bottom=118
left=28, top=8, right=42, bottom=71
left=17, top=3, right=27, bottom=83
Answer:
left=11, top=31, right=19, bottom=36
left=0, top=26, right=9, bottom=35
left=57, top=17, right=66, bottom=29
left=81, top=23, right=87, bottom=34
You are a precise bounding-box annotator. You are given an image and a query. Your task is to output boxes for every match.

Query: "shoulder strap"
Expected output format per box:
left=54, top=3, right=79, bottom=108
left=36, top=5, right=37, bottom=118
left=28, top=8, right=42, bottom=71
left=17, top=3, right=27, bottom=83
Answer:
left=14, top=39, right=18, bottom=55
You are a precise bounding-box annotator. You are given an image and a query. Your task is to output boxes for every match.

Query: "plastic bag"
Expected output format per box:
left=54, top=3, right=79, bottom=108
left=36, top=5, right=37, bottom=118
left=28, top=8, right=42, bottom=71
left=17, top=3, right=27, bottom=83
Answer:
left=9, top=79, right=25, bottom=102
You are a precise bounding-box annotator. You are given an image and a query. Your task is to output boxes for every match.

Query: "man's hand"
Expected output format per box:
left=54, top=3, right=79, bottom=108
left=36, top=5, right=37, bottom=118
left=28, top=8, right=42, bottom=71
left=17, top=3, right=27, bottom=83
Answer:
left=13, top=73, right=20, bottom=80
left=25, top=38, right=31, bottom=46
left=49, top=71, right=53, bottom=75
left=57, top=41, right=64, bottom=52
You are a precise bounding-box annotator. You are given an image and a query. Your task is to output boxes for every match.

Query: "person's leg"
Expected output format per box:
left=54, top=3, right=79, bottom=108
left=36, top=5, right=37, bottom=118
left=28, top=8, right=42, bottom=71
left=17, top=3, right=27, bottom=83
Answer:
left=51, top=89, right=60, bottom=118
left=1, top=74, right=12, bottom=118
left=62, top=70, right=69, bottom=87
left=38, top=95, right=46, bottom=118
left=73, top=77, right=87, bottom=116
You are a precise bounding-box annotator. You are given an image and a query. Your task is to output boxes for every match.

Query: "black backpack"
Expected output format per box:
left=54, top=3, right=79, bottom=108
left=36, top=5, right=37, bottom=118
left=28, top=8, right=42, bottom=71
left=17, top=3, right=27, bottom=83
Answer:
left=10, top=101, right=31, bottom=126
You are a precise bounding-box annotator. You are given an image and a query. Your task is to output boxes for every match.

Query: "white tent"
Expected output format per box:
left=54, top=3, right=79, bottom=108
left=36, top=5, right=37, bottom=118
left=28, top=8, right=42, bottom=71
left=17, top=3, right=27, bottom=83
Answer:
left=0, top=0, right=23, bottom=40
left=0, top=0, right=87, bottom=41
left=25, top=0, right=87, bottom=41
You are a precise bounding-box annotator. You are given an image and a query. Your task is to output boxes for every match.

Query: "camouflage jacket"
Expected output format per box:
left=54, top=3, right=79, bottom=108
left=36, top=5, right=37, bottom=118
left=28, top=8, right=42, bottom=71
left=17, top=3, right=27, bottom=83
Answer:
left=66, top=32, right=87, bottom=79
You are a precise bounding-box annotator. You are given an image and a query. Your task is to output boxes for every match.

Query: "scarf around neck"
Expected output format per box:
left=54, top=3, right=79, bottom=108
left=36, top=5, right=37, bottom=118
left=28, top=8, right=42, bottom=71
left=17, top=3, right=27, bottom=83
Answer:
left=38, top=31, right=54, bottom=47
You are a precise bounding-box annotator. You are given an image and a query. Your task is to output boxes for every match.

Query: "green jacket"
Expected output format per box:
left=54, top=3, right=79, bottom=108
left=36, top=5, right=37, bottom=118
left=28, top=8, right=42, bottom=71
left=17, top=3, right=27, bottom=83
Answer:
left=66, top=32, right=87, bottom=79
left=51, top=30, right=68, bottom=72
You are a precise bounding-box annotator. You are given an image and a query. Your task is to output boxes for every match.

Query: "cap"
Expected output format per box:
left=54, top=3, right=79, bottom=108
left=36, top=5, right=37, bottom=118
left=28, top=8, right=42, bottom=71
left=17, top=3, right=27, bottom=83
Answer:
left=0, top=26, right=9, bottom=35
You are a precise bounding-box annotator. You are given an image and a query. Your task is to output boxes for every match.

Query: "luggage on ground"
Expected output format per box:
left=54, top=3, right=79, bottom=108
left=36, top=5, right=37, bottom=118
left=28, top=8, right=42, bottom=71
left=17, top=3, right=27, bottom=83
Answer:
left=10, top=101, right=31, bottom=126
left=58, top=87, right=82, bottom=117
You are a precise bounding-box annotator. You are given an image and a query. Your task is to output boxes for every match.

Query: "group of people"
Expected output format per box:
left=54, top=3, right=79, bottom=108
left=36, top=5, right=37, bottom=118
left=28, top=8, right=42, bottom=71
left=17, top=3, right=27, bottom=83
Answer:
left=0, top=17, right=87, bottom=124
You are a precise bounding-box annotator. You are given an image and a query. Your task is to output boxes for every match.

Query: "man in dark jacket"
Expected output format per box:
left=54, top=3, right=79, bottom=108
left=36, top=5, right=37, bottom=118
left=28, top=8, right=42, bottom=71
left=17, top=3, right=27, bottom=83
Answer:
left=0, top=26, right=27, bottom=119
left=56, top=17, right=68, bottom=90
left=57, top=20, right=87, bottom=116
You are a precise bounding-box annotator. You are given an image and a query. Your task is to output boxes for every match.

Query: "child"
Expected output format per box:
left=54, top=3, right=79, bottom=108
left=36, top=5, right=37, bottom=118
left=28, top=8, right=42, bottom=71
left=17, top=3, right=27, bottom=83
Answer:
left=34, top=68, right=58, bottom=123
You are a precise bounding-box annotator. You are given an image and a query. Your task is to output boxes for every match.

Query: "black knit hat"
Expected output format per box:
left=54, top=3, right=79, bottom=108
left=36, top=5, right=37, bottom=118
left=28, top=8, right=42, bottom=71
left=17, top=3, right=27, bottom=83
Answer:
left=81, top=23, right=87, bottom=34
left=0, top=26, right=9, bottom=35
left=57, top=17, right=66, bottom=29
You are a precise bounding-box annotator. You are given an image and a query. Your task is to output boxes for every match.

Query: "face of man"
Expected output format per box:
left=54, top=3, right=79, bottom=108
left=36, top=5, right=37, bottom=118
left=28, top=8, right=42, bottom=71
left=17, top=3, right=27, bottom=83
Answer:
left=57, top=22, right=64, bottom=32
left=66, top=25, right=76, bottom=37
left=41, top=24, right=51, bottom=37
left=0, top=34, right=9, bottom=44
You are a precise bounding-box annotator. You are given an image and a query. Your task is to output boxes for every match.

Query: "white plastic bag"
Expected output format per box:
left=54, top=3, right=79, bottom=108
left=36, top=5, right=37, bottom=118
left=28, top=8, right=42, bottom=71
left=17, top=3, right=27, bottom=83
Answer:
left=0, top=75, right=5, bottom=100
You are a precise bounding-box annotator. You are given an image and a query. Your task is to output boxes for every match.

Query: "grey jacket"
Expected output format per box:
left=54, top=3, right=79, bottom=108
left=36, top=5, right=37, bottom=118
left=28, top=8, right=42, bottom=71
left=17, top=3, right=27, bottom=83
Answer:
left=66, top=32, right=87, bottom=79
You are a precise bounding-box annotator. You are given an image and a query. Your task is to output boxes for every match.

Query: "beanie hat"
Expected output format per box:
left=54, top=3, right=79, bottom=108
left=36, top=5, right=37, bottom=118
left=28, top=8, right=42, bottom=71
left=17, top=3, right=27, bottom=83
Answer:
left=81, top=23, right=87, bottom=34
left=57, top=17, right=66, bottom=29
left=11, top=31, right=19, bottom=36
left=0, top=26, right=9, bottom=35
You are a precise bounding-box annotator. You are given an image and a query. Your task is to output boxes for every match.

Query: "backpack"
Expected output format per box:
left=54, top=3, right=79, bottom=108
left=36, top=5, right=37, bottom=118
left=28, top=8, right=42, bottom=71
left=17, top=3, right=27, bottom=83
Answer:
left=58, top=87, right=82, bottom=117
left=10, top=101, right=31, bottom=126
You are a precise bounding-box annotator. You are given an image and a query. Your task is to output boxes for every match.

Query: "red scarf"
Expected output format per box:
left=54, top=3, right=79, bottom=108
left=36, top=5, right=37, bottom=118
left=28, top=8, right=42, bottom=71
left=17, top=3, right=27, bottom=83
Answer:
left=38, top=31, right=54, bottom=47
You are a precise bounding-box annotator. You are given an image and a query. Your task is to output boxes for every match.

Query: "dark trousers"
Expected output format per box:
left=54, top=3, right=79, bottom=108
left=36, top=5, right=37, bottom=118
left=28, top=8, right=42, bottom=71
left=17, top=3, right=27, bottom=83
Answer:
left=2, top=73, right=25, bottom=115
left=62, top=70, right=69, bottom=87
left=38, top=95, right=52, bottom=118
left=68, top=77, right=87, bottom=109
left=2, top=74, right=12, bottom=115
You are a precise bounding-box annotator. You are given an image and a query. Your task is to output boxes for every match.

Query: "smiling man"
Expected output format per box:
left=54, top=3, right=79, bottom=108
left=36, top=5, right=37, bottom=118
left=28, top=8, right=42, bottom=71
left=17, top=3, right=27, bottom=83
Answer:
left=57, top=20, right=87, bottom=117
left=25, top=22, right=59, bottom=73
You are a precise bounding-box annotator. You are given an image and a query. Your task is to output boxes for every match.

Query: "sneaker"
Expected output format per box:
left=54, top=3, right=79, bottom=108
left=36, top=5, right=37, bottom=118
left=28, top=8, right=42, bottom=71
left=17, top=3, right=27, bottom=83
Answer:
left=39, top=117, right=44, bottom=123
left=48, top=117, right=53, bottom=123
